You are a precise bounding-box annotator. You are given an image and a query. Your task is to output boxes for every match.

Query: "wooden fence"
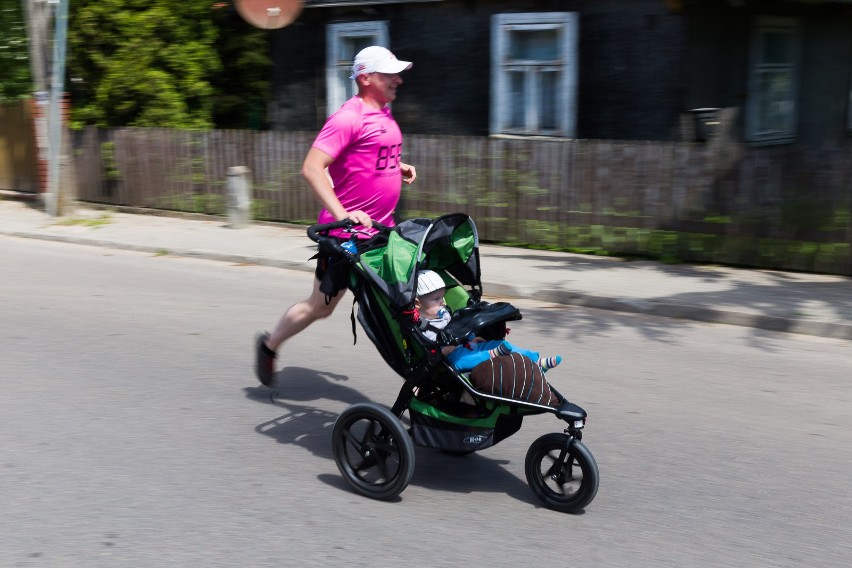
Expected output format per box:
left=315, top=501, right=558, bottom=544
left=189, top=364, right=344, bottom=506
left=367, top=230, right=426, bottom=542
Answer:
left=71, top=127, right=852, bottom=275
left=0, top=99, right=39, bottom=192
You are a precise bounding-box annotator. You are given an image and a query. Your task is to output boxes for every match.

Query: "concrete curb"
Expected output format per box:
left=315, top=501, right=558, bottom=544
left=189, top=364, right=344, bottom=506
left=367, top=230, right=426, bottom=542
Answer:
left=4, top=226, right=850, bottom=342
left=0, top=230, right=316, bottom=273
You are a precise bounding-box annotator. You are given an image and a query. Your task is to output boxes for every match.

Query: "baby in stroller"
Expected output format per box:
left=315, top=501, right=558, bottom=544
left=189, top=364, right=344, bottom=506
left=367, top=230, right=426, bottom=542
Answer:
left=415, top=270, right=562, bottom=373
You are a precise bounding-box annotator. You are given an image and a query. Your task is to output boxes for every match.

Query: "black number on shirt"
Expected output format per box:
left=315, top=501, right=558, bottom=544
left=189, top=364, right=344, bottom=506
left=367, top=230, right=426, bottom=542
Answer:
left=376, top=144, right=401, bottom=170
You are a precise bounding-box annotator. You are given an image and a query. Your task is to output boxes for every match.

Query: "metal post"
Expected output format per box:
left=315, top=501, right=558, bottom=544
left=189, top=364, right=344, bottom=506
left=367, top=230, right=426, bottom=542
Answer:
left=227, top=166, right=252, bottom=228
left=45, top=0, right=69, bottom=216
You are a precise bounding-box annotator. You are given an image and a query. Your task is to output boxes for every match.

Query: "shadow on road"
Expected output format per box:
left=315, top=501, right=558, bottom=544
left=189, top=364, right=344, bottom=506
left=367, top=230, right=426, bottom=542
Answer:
left=519, top=303, right=689, bottom=345
left=408, top=447, right=535, bottom=505
left=252, top=365, right=365, bottom=404
left=243, top=365, right=366, bottom=461
left=243, top=366, right=540, bottom=507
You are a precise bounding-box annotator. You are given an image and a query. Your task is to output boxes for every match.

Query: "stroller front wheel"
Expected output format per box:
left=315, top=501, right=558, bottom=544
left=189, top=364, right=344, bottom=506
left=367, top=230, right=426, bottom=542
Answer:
left=525, top=433, right=599, bottom=513
left=332, top=402, right=415, bottom=501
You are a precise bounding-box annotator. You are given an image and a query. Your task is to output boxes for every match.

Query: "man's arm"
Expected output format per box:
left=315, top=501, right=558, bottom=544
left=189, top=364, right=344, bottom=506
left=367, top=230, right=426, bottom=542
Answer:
left=301, top=146, right=373, bottom=227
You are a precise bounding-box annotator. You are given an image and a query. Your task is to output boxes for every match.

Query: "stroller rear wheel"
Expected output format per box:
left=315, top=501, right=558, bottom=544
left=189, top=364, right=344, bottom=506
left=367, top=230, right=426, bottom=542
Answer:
left=332, top=402, right=415, bottom=500
left=525, top=433, right=599, bottom=513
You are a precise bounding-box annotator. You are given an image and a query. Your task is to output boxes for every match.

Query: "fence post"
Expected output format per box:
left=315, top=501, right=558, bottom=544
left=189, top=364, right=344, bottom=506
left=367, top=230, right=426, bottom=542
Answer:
left=227, top=166, right=252, bottom=228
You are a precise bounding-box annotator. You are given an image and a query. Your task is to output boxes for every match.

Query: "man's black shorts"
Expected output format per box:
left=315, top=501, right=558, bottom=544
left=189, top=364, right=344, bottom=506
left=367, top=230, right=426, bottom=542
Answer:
left=316, top=239, right=353, bottom=297
left=316, top=255, right=349, bottom=294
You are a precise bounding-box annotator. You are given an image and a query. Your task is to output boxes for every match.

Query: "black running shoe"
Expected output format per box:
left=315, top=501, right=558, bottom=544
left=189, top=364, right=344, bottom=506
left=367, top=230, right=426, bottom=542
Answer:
left=255, top=332, right=276, bottom=386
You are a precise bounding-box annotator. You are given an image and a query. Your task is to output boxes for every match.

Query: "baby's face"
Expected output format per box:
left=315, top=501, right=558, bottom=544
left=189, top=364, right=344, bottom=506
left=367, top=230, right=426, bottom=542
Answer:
left=418, top=288, right=446, bottom=320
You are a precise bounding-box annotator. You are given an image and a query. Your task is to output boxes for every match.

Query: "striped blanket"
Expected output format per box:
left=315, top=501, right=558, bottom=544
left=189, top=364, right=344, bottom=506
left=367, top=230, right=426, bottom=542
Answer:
left=468, top=352, right=559, bottom=406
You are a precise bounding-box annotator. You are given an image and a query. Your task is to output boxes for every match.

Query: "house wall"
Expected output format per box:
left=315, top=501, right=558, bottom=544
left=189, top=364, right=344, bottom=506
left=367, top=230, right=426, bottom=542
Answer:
left=270, top=0, right=688, bottom=140
left=575, top=0, right=685, bottom=140
left=683, top=2, right=748, bottom=117
left=799, top=9, right=852, bottom=146
left=271, top=0, right=852, bottom=145
left=684, top=0, right=852, bottom=147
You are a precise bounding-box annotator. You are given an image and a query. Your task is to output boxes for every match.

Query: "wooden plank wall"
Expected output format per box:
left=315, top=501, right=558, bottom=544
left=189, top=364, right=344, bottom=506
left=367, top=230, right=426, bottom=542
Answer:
left=71, top=126, right=852, bottom=273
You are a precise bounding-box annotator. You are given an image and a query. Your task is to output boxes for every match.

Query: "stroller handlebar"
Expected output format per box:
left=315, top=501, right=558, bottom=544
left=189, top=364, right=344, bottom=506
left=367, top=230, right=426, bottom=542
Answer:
left=306, top=219, right=353, bottom=243
left=306, top=219, right=392, bottom=262
left=306, top=219, right=392, bottom=242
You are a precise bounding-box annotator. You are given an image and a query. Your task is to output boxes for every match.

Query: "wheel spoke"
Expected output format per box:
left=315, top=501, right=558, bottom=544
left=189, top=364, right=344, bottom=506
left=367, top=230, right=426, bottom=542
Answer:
left=360, top=418, right=378, bottom=446
left=543, top=450, right=565, bottom=479
left=354, top=454, right=378, bottom=475
left=370, top=438, right=396, bottom=454
left=376, top=452, right=392, bottom=482
left=540, top=449, right=579, bottom=496
left=342, top=429, right=364, bottom=454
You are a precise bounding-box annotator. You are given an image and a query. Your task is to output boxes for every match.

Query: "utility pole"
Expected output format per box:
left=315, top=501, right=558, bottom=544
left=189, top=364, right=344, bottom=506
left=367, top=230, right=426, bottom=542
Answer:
left=22, top=0, right=72, bottom=216
left=22, top=0, right=51, bottom=210
left=44, top=0, right=70, bottom=216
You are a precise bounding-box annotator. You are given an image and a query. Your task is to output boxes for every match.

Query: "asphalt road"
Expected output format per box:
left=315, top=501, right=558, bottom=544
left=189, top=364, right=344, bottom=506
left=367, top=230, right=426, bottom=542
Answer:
left=2, top=236, right=851, bottom=568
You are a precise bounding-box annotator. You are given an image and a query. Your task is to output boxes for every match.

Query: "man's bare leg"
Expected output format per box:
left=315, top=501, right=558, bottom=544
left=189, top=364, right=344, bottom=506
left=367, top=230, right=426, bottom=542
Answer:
left=267, top=277, right=347, bottom=350
left=255, top=277, right=346, bottom=385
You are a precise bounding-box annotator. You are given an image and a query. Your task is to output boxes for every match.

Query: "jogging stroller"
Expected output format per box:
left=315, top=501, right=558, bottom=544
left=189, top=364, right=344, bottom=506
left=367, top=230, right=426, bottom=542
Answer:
left=308, top=213, right=599, bottom=513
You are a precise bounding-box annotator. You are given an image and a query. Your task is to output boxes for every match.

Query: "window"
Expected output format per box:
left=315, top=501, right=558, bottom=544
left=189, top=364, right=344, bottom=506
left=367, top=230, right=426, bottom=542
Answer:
left=326, top=22, right=389, bottom=116
left=746, top=16, right=801, bottom=143
left=491, top=13, right=578, bottom=137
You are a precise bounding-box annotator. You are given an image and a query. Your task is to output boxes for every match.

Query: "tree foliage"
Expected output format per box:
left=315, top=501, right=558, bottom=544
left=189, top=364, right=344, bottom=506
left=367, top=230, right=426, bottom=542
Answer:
left=0, top=0, right=33, bottom=100
left=209, top=3, right=272, bottom=130
left=68, top=0, right=272, bottom=129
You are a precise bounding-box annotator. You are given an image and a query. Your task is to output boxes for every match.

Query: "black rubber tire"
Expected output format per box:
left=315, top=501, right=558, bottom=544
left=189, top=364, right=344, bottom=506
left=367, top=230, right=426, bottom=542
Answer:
left=332, top=402, right=415, bottom=500
left=525, top=433, right=599, bottom=513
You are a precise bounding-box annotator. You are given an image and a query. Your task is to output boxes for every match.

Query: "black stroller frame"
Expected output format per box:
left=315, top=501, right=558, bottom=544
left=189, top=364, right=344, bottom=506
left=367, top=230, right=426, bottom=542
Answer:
left=307, top=213, right=599, bottom=513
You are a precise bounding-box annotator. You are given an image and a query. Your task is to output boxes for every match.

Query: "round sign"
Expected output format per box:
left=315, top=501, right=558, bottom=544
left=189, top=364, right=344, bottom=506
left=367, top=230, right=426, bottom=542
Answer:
left=234, top=0, right=303, bottom=30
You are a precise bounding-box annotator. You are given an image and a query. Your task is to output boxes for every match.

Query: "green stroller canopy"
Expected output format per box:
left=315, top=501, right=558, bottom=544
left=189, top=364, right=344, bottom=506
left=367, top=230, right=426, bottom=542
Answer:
left=357, top=213, right=481, bottom=309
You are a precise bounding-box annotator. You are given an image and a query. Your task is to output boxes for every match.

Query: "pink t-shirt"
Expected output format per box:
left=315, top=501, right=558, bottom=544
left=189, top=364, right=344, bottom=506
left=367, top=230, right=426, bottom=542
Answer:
left=312, top=96, right=404, bottom=234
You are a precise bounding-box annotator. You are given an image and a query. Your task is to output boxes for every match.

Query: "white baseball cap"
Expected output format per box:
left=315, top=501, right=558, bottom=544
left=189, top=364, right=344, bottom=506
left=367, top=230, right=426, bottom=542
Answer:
left=416, top=270, right=446, bottom=296
left=350, top=46, right=413, bottom=79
